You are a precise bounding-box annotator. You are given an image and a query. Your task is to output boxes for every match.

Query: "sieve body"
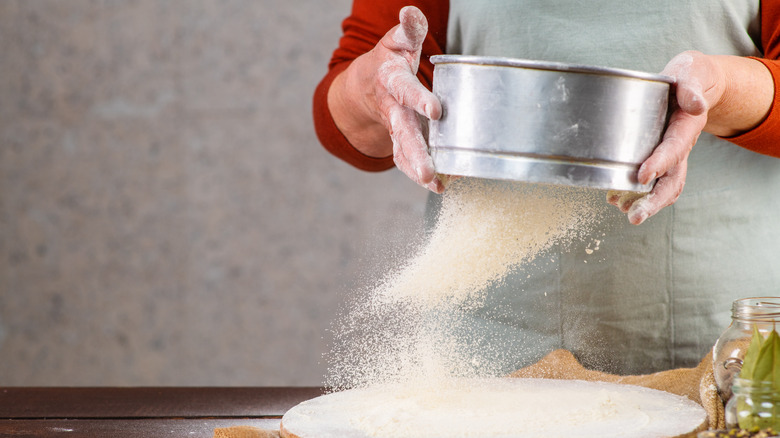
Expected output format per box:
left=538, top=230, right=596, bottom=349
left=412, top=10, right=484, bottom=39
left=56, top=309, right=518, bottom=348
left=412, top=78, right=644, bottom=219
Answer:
left=428, top=55, right=673, bottom=192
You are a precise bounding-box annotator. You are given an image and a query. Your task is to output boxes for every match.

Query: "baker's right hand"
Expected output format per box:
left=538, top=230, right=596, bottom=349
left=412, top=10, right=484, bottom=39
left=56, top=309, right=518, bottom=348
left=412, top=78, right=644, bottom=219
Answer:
left=331, top=6, right=444, bottom=193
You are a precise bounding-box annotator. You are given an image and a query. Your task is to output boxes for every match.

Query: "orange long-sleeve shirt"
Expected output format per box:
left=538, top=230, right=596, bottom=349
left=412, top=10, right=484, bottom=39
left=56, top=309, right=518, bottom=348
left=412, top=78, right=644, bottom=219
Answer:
left=313, top=1, right=780, bottom=172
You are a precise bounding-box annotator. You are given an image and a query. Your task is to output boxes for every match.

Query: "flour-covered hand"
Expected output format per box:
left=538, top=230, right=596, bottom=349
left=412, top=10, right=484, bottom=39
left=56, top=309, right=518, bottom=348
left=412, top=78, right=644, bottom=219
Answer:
left=608, top=51, right=726, bottom=225
left=335, top=6, right=443, bottom=192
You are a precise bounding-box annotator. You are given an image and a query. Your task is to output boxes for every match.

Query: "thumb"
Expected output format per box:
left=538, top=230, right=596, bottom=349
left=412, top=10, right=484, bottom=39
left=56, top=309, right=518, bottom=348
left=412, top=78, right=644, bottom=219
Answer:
left=661, top=51, right=714, bottom=116
left=390, top=6, right=428, bottom=53
left=676, top=76, right=708, bottom=116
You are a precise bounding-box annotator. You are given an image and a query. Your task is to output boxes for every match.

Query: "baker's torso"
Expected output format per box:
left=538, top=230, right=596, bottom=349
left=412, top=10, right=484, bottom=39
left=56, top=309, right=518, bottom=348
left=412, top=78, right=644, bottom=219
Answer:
left=429, top=0, right=780, bottom=374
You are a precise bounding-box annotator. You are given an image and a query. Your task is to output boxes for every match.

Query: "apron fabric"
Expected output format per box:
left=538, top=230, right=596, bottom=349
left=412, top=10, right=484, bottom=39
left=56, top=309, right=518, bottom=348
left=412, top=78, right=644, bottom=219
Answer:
left=428, top=0, right=780, bottom=375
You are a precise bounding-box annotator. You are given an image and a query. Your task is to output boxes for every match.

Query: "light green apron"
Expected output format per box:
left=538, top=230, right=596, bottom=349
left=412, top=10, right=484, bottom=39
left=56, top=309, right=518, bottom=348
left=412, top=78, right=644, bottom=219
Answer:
left=429, top=0, right=780, bottom=374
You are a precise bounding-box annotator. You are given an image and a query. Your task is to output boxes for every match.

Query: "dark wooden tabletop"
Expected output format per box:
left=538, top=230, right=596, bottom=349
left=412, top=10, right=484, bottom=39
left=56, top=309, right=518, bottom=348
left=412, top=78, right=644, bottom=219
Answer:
left=0, top=387, right=324, bottom=437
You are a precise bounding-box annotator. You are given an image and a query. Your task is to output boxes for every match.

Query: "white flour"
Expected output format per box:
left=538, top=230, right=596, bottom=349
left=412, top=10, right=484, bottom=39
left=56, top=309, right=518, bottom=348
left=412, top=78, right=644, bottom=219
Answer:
left=372, top=178, right=598, bottom=308
left=306, top=179, right=709, bottom=438
left=326, top=178, right=601, bottom=390
left=282, top=378, right=706, bottom=438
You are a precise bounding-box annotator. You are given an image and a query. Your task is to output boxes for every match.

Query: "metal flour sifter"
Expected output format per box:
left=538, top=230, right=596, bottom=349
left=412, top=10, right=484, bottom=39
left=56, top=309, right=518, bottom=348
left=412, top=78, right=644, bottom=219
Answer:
left=428, top=55, right=674, bottom=192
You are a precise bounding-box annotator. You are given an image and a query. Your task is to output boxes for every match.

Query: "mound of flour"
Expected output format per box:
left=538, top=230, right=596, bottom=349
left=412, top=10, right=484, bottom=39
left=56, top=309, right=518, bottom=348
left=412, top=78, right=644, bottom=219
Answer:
left=282, top=378, right=706, bottom=438
left=326, top=178, right=600, bottom=389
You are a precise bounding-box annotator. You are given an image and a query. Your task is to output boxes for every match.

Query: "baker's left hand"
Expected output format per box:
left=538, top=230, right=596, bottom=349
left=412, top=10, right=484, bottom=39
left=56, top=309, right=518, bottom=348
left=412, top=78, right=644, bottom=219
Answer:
left=607, top=51, right=726, bottom=225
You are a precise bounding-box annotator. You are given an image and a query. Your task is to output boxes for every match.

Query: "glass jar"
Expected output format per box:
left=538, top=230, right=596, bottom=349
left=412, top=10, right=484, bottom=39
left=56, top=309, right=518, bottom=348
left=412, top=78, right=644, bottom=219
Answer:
left=713, top=297, right=780, bottom=401
left=725, top=378, right=780, bottom=430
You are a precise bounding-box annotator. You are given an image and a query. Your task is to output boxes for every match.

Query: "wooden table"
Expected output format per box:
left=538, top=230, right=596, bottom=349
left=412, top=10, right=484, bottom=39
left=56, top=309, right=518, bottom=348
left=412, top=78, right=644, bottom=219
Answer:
left=0, top=387, right=323, bottom=437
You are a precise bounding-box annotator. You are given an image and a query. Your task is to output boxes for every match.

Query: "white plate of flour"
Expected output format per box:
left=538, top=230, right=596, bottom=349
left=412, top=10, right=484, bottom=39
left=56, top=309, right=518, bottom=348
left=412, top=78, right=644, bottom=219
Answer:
left=280, top=378, right=706, bottom=438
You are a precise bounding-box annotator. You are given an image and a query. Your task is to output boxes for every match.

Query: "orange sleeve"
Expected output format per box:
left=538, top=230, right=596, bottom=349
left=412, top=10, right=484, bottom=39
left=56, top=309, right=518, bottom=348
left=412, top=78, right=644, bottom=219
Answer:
left=312, top=1, right=449, bottom=172
left=725, top=1, right=780, bottom=157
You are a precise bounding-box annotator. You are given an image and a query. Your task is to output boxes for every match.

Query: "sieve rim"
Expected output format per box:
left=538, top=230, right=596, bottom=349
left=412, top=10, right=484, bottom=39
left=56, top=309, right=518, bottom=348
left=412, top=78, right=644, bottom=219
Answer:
left=430, top=54, right=675, bottom=84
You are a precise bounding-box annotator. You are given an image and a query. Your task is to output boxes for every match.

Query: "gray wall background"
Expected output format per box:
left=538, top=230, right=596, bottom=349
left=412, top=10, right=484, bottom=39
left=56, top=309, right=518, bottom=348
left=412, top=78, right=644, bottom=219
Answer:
left=0, top=1, right=429, bottom=386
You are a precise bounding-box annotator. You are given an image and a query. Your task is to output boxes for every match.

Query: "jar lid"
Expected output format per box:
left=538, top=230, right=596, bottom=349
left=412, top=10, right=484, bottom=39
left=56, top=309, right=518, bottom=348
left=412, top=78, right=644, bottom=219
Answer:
left=733, top=297, right=780, bottom=321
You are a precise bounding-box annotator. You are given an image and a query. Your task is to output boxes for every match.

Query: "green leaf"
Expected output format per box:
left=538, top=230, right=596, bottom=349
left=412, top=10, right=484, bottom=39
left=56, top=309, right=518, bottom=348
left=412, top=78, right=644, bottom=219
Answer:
left=737, top=398, right=753, bottom=429
left=754, top=329, right=779, bottom=382
left=740, top=325, right=765, bottom=381
left=736, top=326, right=780, bottom=430
left=775, top=330, right=780, bottom=393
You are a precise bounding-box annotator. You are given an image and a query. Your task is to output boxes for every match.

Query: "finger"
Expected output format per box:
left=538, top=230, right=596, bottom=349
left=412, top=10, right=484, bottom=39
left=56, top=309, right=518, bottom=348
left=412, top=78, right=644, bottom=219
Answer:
left=381, top=63, right=442, bottom=120
left=390, top=129, right=428, bottom=191
left=638, top=110, right=705, bottom=184
left=395, top=6, right=429, bottom=53
left=615, top=192, right=645, bottom=214
left=437, top=174, right=459, bottom=189
left=662, top=51, right=725, bottom=117
left=627, top=158, right=688, bottom=225
left=380, top=6, right=428, bottom=55
left=606, top=190, right=622, bottom=206
left=675, top=79, right=708, bottom=116
left=394, top=145, right=444, bottom=193
left=606, top=190, right=646, bottom=214
left=387, top=104, right=438, bottom=189
left=425, top=178, right=445, bottom=193
left=661, top=52, right=708, bottom=116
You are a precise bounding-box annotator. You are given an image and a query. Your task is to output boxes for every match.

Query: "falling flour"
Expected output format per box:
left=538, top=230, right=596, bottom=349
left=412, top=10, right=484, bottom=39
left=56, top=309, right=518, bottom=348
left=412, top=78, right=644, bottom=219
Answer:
left=326, top=178, right=600, bottom=390
left=373, top=178, right=598, bottom=308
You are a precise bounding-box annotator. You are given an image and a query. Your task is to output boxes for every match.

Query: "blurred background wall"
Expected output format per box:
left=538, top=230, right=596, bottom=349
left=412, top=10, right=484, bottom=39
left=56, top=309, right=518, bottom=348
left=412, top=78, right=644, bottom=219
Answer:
left=0, top=1, right=429, bottom=386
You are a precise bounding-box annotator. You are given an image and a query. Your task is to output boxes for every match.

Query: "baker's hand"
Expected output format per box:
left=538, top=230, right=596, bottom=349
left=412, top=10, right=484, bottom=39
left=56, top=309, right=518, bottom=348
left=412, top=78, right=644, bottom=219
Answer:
left=335, top=6, right=444, bottom=193
left=607, top=51, right=726, bottom=225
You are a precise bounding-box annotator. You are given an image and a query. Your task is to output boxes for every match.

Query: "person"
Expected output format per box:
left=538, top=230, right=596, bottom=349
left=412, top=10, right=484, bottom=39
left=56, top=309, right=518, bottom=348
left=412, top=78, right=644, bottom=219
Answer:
left=313, top=1, right=780, bottom=375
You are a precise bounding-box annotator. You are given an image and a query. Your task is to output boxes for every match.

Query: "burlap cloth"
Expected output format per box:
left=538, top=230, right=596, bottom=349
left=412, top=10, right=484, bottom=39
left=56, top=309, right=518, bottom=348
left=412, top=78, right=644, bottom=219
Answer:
left=213, top=425, right=280, bottom=438
left=214, top=349, right=724, bottom=438
left=509, top=349, right=725, bottom=433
